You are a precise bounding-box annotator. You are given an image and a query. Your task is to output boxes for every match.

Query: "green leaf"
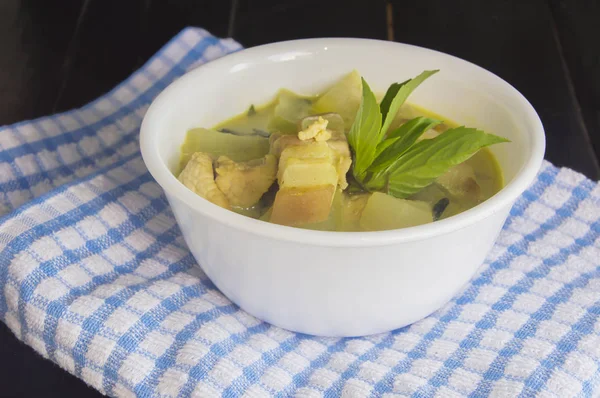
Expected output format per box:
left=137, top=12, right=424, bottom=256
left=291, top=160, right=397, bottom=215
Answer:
left=379, top=80, right=408, bottom=124
left=345, top=71, right=510, bottom=199
left=380, top=70, right=439, bottom=137
left=374, top=117, right=442, bottom=165
left=366, top=117, right=441, bottom=189
left=347, top=78, right=382, bottom=180
left=385, top=127, right=510, bottom=198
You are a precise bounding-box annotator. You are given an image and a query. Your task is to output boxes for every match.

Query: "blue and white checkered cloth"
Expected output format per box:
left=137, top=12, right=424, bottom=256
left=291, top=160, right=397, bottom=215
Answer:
left=1, top=27, right=600, bottom=398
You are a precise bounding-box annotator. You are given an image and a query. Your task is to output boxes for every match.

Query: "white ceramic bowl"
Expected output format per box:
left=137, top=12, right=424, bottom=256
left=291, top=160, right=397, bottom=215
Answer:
left=140, top=38, right=545, bottom=337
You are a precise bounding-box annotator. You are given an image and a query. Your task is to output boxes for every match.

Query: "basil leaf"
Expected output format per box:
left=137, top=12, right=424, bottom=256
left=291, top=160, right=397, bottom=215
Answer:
left=380, top=70, right=439, bottom=137
left=386, top=127, right=510, bottom=198
left=374, top=117, right=441, bottom=165
left=366, top=117, right=441, bottom=189
left=347, top=78, right=382, bottom=180
left=379, top=80, right=408, bottom=124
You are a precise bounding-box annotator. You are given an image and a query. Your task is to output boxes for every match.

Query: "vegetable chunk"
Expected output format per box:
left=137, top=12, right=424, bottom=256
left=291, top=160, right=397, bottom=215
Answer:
left=268, top=89, right=313, bottom=134
left=177, top=69, right=508, bottom=231
left=337, top=193, right=370, bottom=231
left=180, top=128, right=269, bottom=171
left=313, top=70, right=362, bottom=129
left=437, top=162, right=482, bottom=203
left=359, top=192, right=432, bottom=231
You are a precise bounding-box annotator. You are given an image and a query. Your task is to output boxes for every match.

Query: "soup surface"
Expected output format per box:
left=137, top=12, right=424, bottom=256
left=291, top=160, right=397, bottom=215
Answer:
left=177, top=70, right=506, bottom=231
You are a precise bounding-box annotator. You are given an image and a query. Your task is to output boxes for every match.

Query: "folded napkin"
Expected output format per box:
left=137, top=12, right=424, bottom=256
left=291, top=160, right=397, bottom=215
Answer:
left=1, top=27, right=600, bottom=398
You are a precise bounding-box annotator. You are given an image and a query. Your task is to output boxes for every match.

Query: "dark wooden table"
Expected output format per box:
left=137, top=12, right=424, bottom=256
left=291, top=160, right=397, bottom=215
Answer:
left=1, top=1, right=599, bottom=396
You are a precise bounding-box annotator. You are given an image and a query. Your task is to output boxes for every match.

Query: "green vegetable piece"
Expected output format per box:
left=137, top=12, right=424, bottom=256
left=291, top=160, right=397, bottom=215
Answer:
left=439, top=200, right=466, bottom=219
left=345, top=70, right=509, bottom=200
left=179, top=128, right=270, bottom=170
left=336, top=192, right=370, bottom=232
left=268, top=89, right=313, bottom=134
left=252, top=129, right=270, bottom=138
left=359, top=192, right=432, bottom=231
left=386, top=127, right=510, bottom=198
left=409, top=182, right=448, bottom=205
left=385, top=116, right=441, bottom=145
left=347, top=78, right=382, bottom=181
left=379, top=80, right=408, bottom=124
left=313, top=70, right=363, bottom=130
left=370, top=116, right=442, bottom=181
left=380, top=70, right=439, bottom=137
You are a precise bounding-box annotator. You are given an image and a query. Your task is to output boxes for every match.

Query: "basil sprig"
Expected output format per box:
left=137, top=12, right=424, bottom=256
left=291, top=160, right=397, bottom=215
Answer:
left=347, top=70, right=510, bottom=198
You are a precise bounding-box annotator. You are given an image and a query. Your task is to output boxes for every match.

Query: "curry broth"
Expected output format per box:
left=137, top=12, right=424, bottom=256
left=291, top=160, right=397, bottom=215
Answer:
left=179, top=86, right=504, bottom=231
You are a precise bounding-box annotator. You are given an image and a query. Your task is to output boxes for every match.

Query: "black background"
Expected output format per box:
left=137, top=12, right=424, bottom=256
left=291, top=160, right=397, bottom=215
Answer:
left=1, top=0, right=599, bottom=396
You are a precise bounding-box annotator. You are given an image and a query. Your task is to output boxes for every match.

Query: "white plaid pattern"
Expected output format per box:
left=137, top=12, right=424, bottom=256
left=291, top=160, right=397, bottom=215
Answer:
left=1, top=27, right=600, bottom=397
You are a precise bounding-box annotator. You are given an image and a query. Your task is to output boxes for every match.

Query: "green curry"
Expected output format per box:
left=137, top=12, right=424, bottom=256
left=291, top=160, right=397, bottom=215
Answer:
left=178, top=70, right=507, bottom=231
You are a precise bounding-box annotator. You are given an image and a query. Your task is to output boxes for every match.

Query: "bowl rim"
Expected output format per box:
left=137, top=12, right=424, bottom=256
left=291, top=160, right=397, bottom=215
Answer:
left=140, top=37, right=546, bottom=247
